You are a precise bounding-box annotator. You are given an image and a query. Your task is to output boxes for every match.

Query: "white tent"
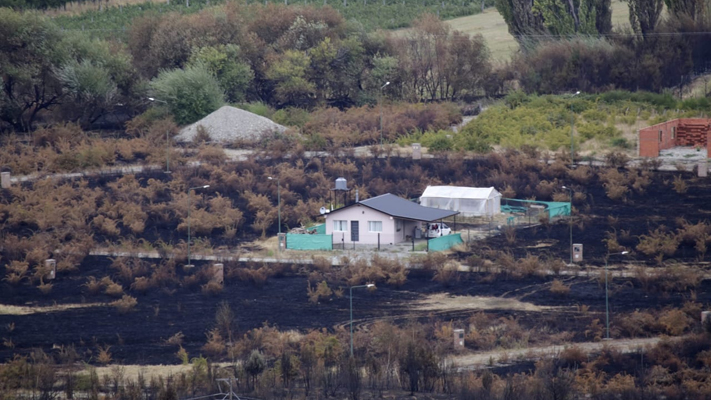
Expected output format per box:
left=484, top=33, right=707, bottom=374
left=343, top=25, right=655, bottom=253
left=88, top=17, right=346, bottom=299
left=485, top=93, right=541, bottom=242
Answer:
left=420, top=186, right=501, bottom=217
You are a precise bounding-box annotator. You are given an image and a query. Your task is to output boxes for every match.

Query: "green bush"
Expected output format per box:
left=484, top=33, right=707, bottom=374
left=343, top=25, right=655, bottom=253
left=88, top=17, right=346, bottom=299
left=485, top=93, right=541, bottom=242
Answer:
left=577, top=122, right=620, bottom=141
left=272, top=107, right=310, bottom=127
left=149, top=63, right=224, bottom=125
left=421, top=131, right=454, bottom=152
left=599, top=90, right=677, bottom=109
left=610, top=137, right=631, bottom=149
left=582, top=109, right=607, bottom=122
left=680, top=97, right=711, bottom=111
left=504, top=90, right=531, bottom=109
left=240, top=102, right=274, bottom=118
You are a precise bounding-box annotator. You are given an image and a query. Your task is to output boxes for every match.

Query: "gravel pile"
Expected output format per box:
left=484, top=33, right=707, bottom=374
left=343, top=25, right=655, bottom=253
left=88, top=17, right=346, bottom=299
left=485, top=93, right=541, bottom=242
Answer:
left=177, top=106, right=287, bottom=144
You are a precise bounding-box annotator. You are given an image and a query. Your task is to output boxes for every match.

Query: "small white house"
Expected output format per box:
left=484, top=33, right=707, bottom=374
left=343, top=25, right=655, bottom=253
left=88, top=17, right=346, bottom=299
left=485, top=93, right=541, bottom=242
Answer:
left=324, top=193, right=458, bottom=245
left=420, top=186, right=501, bottom=217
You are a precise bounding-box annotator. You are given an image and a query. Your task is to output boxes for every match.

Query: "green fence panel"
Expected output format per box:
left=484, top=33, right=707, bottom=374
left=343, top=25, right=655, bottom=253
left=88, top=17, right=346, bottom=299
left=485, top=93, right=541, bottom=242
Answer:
left=546, top=202, right=571, bottom=219
left=309, top=223, right=326, bottom=235
left=501, top=198, right=570, bottom=219
left=429, top=233, right=463, bottom=252
left=286, top=233, right=332, bottom=251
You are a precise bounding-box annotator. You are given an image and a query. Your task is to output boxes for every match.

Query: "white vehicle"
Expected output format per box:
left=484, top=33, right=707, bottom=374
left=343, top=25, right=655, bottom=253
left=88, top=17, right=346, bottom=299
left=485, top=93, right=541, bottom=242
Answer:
left=426, top=222, right=451, bottom=238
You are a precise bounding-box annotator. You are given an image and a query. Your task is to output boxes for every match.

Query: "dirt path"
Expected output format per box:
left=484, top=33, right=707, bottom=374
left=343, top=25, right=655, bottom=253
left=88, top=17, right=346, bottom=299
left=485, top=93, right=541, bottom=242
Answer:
left=84, top=247, right=711, bottom=281
left=81, top=337, right=663, bottom=381
left=451, top=337, right=661, bottom=371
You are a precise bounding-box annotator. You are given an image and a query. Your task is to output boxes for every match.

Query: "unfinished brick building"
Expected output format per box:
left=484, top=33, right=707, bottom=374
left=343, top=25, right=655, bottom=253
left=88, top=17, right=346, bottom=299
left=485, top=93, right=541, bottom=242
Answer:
left=639, top=118, right=711, bottom=157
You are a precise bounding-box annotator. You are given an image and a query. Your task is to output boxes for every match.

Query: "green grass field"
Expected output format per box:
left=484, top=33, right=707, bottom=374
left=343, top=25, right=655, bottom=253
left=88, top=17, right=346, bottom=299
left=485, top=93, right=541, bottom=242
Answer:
left=445, top=1, right=631, bottom=63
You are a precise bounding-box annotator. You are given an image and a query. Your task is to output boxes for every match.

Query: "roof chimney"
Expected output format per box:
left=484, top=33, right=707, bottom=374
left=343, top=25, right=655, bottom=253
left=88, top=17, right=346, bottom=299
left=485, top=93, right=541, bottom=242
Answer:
left=355, top=189, right=359, bottom=203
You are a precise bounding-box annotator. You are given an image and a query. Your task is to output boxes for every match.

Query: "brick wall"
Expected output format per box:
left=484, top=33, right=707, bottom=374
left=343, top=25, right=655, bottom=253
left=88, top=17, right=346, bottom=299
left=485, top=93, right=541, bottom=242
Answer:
left=638, top=118, right=710, bottom=157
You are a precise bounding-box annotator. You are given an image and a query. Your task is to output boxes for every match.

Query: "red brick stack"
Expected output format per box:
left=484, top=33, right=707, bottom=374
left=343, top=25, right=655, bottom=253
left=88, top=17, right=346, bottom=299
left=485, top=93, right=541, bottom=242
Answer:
left=677, top=120, right=710, bottom=147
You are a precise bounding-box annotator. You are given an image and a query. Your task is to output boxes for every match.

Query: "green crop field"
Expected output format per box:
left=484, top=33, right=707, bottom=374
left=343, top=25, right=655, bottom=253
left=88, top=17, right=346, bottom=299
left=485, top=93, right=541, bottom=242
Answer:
left=51, top=0, right=495, bottom=39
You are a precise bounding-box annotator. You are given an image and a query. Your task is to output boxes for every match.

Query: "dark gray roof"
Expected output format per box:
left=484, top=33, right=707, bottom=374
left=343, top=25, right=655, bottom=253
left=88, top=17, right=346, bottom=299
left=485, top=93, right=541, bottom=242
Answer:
left=358, top=193, right=458, bottom=222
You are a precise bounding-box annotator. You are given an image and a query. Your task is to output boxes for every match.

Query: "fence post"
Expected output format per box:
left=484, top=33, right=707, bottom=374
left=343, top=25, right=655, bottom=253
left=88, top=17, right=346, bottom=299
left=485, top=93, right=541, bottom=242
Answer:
left=412, top=235, right=415, bottom=251
left=426, top=239, right=429, bottom=252
left=378, top=233, right=380, bottom=251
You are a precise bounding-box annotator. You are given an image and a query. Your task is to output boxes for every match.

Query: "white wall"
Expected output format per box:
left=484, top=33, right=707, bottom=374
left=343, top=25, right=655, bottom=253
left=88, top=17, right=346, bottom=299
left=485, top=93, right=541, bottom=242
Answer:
left=325, top=204, right=403, bottom=245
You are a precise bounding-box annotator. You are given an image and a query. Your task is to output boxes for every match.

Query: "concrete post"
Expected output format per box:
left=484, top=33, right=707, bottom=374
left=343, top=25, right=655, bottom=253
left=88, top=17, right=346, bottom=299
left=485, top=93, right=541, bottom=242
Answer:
left=45, top=259, right=56, bottom=280
left=1, top=172, right=10, bottom=189
left=212, top=263, right=224, bottom=285
left=453, top=329, right=465, bottom=350
left=412, top=143, right=421, bottom=160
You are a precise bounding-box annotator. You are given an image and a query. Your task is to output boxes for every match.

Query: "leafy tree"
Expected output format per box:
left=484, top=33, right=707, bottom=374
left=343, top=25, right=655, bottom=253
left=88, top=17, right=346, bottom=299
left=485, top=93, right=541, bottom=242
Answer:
left=308, top=36, right=367, bottom=108
left=594, top=0, right=613, bottom=34
left=628, top=0, right=664, bottom=38
left=244, top=350, right=266, bottom=390
left=149, top=63, right=224, bottom=125
left=189, top=45, right=253, bottom=103
left=266, top=50, right=316, bottom=107
left=0, top=9, right=65, bottom=131
left=533, top=0, right=598, bottom=35
left=497, top=0, right=611, bottom=42
left=495, top=0, right=546, bottom=44
left=56, top=32, right=139, bottom=128
left=391, top=14, right=491, bottom=101
left=664, top=0, right=704, bottom=20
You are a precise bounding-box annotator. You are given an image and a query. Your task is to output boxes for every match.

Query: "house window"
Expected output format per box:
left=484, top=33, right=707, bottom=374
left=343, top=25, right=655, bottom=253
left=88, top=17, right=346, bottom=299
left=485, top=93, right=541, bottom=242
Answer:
left=396, top=220, right=402, bottom=232
left=659, top=130, right=662, bottom=142
left=672, top=126, right=676, bottom=139
left=368, top=221, right=383, bottom=232
left=333, top=220, right=348, bottom=231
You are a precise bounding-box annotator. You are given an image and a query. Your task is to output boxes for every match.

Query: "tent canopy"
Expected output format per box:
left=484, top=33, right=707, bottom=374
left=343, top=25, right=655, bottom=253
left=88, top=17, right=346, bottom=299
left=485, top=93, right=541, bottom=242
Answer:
left=420, top=186, right=501, bottom=217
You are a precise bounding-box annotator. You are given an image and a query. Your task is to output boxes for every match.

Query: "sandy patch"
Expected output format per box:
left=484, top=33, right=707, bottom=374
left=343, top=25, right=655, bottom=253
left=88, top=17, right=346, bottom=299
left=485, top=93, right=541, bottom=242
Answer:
left=88, top=364, right=199, bottom=382
left=0, top=302, right=107, bottom=316
left=413, top=293, right=553, bottom=312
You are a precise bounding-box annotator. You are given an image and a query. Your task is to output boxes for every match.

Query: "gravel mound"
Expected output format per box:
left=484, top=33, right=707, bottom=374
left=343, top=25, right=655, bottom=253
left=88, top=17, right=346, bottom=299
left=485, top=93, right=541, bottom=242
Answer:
left=177, top=106, right=287, bottom=144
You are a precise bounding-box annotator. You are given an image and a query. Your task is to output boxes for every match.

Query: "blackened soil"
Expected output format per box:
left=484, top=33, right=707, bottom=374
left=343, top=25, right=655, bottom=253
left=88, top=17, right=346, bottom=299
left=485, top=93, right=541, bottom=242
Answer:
left=474, top=171, right=711, bottom=265
left=2, top=257, right=710, bottom=365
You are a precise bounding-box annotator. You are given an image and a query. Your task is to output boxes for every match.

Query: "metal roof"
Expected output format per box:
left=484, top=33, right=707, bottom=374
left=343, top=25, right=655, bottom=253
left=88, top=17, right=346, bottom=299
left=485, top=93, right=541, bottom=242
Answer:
left=421, top=186, right=501, bottom=200
left=357, top=193, right=459, bottom=222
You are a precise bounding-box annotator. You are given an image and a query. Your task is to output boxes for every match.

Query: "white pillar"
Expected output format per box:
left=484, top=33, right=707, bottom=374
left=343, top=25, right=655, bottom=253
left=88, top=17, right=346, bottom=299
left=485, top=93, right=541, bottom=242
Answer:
left=45, top=259, right=57, bottom=280
left=1, top=172, right=10, bottom=189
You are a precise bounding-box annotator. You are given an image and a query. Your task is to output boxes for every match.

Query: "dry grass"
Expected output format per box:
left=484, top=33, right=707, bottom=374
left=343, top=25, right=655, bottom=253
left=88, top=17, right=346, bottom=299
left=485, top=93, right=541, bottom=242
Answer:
left=0, top=302, right=106, bottom=316
left=413, top=293, right=552, bottom=313
left=201, top=281, right=224, bottom=295
left=550, top=279, right=571, bottom=296
left=96, top=345, right=113, bottom=365
left=111, top=295, right=138, bottom=314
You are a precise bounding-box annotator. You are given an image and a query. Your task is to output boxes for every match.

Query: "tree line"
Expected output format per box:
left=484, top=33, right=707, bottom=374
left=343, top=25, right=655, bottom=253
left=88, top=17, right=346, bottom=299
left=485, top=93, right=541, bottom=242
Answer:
left=2, top=0, right=710, bottom=132
left=0, top=4, right=493, bottom=131
left=497, top=0, right=711, bottom=93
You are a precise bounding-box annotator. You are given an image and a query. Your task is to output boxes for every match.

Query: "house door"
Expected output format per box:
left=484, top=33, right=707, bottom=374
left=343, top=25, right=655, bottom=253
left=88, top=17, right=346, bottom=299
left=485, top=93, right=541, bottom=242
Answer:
left=351, top=221, right=359, bottom=242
